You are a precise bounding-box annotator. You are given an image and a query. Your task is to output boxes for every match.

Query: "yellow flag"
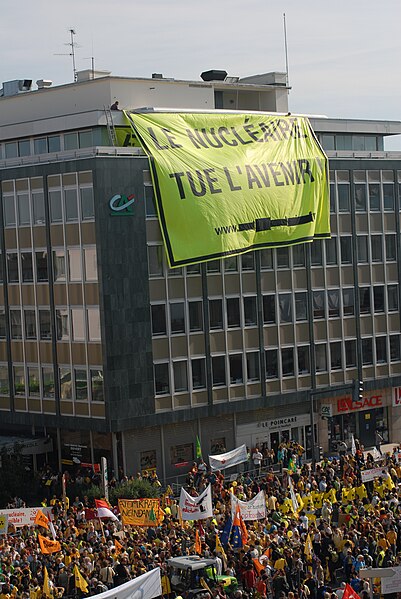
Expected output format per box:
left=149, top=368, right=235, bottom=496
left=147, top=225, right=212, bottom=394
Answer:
left=34, top=509, right=49, bottom=529
left=194, top=530, right=202, bottom=555
left=43, top=567, right=52, bottom=598
left=216, top=534, right=227, bottom=560
left=38, top=534, right=61, bottom=554
left=304, top=533, right=313, bottom=561
left=114, top=539, right=124, bottom=555
left=73, top=565, right=89, bottom=594
left=200, top=578, right=212, bottom=594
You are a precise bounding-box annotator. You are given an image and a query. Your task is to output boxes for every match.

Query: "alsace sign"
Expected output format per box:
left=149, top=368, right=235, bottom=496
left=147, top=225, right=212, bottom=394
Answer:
left=337, top=394, right=383, bottom=413
left=109, top=194, right=135, bottom=215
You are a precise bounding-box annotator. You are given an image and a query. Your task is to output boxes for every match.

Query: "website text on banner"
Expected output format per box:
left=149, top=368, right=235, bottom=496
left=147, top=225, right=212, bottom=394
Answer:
left=125, top=112, right=330, bottom=267
left=209, top=444, right=248, bottom=471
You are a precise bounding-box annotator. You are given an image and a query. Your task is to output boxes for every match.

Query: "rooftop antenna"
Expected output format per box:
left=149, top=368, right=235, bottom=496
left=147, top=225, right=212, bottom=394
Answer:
left=84, top=56, right=96, bottom=79
left=283, top=13, right=290, bottom=87
left=54, top=28, right=80, bottom=82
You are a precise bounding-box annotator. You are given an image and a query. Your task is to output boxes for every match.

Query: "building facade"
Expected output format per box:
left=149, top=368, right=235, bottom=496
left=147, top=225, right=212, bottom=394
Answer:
left=0, top=70, right=401, bottom=481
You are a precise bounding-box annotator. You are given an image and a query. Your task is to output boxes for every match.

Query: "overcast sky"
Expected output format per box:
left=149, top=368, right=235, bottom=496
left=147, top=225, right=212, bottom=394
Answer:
left=3, top=0, right=401, bottom=147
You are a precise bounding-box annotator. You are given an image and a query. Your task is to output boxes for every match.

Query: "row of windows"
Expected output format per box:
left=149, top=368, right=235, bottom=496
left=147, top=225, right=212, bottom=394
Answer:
left=1, top=247, right=97, bottom=284
left=1, top=128, right=107, bottom=160
left=0, top=307, right=101, bottom=342
left=0, top=363, right=104, bottom=402
left=319, top=134, right=383, bottom=152
left=154, top=335, right=401, bottom=394
left=2, top=186, right=95, bottom=227
left=329, top=179, right=401, bottom=214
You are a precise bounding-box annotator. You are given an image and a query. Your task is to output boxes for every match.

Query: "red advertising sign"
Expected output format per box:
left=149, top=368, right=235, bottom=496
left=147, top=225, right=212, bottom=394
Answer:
left=393, top=387, right=401, bottom=407
left=337, top=395, right=383, bottom=413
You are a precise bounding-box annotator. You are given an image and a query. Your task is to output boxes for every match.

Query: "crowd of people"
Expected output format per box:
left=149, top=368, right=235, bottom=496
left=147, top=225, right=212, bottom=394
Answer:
left=1, top=440, right=401, bottom=599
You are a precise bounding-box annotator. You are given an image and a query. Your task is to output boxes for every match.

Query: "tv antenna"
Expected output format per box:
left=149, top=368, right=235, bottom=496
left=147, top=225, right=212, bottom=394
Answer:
left=54, top=28, right=80, bottom=82
left=283, top=13, right=290, bottom=87
left=84, top=56, right=96, bottom=79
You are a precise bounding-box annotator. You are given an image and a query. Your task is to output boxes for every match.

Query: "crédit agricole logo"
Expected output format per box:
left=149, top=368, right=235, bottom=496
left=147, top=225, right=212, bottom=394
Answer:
left=109, top=194, right=135, bottom=215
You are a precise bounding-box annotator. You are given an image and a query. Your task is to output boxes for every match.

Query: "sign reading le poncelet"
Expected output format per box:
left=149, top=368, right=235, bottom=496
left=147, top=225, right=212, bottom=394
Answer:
left=125, top=112, right=330, bottom=267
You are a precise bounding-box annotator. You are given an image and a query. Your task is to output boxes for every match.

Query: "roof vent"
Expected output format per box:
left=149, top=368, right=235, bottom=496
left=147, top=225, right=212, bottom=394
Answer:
left=200, top=69, right=228, bottom=82
left=1, top=79, right=33, bottom=97
left=36, top=79, right=53, bottom=89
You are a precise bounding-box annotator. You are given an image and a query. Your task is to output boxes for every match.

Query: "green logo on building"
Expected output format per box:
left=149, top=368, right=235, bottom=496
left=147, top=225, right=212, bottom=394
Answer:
left=109, top=194, right=135, bottom=215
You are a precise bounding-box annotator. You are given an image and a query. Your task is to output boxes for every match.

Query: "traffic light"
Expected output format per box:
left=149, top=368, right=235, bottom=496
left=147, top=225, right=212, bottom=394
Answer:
left=358, top=380, right=364, bottom=401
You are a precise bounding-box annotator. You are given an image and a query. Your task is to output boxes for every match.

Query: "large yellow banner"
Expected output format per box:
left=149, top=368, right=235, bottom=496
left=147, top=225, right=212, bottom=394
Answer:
left=125, top=111, right=330, bottom=267
left=118, top=498, right=162, bottom=526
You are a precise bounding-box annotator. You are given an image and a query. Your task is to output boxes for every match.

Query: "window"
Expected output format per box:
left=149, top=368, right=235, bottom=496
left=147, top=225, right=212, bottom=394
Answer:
left=362, top=338, right=373, bottom=365
left=321, top=134, right=335, bottom=150
left=173, top=361, right=188, bottom=392
left=88, top=308, right=101, bottom=341
left=68, top=248, right=82, bottom=281
left=187, top=263, right=201, bottom=275
left=36, top=251, right=48, bottom=282
left=39, top=310, right=51, bottom=340
left=168, top=266, right=183, bottom=277
left=343, top=288, right=355, bottom=316
left=282, top=348, right=294, bottom=376
left=260, top=249, right=273, bottom=270
left=313, top=290, right=326, bottom=319
left=263, top=295, right=276, bottom=324
left=0, top=311, right=6, bottom=339
left=390, top=335, right=401, bottom=362
left=79, top=130, right=93, bottom=148
left=327, top=289, right=340, bottom=318
left=48, top=136, right=61, bottom=153
left=17, top=194, right=30, bottom=226
left=227, top=297, right=240, bottom=328
left=229, top=354, right=243, bottom=384
left=189, top=301, right=203, bottom=332
left=340, top=237, right=352, bottom=264
left=207, top=260, right=220, bottom=273
left=388, top=285, right=398, bottom=312
left=5, top=142, right=17, bottom=158
left=315, top=344, right=327, bottom=372
left=295, top=292, right=308, bottom=321
left=18, top=140, right=31, bottom=156
left=3, top=196, right=16, bottom=226
left=21, top=252, right=33, bottom=282
left=276, top=247, right=290, bottom=269
left=212, top=355, right=226, bottom=386
left=53, top=250, right=66, bottom=281
left=244, top=296, right=257, bottom=326
left=154, top=363, right=170, bottom=395
left=80, top=187, right=95, bottom=220
left=42, top=366, right=54, bottom=398
left=373, top=286, right=385, bottom=313
left=325, top=238, right=337, bottom=265
left=246, top=352, right=260, bottom=382
left=357, top=236, right=368, bottom=263
left=359, top=287, right=371, bottom=314
left=192, top=358, right=206, bottom=389
left=376, top=337, right=387, bottom=364
left=151, top=305, right=166, bottom=336
left=338, top=184, right=350, bottom=212
left=59, top=367, right=72, bottom=399
left=24, top=310, right=36, bottom=339
left=84, top=248, right=98, bottom=281
left=64, top=132, right=78, bottom=150
left=265, top=349, right=278, bottom=379
left=371, top=236, right=383, bottom=262
left=10, top=309, right=22, bottom=339
left=355, top=183, right=367, bottom=211
left=49, top=190, right=62, bottom=222
left=170, top=303, right=185, bottom=334
left=72, top=308, right=85, bottom=341
left=369, top=183, right=380, bottom=211
left=28, top=367, right=40, bottom=397
left=330, top=182, right=336, bottom=213
left=311, top=240, right=323, bottom=266
left=75, top=369, right=88, bottom=400
left=34, top=138, right=48, bottom=154
left=32, top=192, right=45, bottom=224
left=7, top=253, right=19, bottom=283
left=330, top=342, right=342, bottom=370
left=148, top=246, right=163, bottom=277
left=345, top=340, right=356, bottom=367
left=241, top=252, right=254, bottom=271
left=145, top=186, right=156, bottom=217
left=14, top=366, right=25, bottom=396
left=64, top=189, right=79, bottom=221
left=385, top=235, right=397, bottom=261
left=298, top=346, right=310, bottom=374
left=224, top=256, right=238, bottom=272
left=279, top=294, right=292, bottom=323
left=56, top=309, right=69, bottom=340
left=91, top=369, right=104, bottom=401
left=292, top=244, right=305, bottom=267
left=0, top=365, right=9, bottom=395
left=383, top=183, right=394, bottom=211
left=170, top=443, right=193, bottom=466
left=209, top=299, right=223, bottom=330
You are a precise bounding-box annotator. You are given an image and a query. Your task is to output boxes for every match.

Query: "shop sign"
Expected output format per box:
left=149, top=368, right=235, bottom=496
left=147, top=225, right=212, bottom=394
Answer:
left=393, top=387, right=401, bottom=407
left=321, top=404, right=333, bottom=418
left=337, top=395, right=383, bottom=413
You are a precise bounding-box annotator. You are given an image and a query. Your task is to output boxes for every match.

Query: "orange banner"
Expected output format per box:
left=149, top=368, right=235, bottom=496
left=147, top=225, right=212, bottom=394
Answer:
left=34, top=510, right=49, bottom=529
left=38, top=534, right=61, bottom=554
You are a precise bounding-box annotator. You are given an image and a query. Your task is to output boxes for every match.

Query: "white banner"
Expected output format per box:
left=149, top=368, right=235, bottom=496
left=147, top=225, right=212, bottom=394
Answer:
left=209, top=444, right=248, bottom=471
left=381, top=567, right=401, bottom=595
left=361, top=467, right=389, bottom=483
left=0, top=507, right=53, bottom=528
left=230, top=491, right=266, bottom=521
left=94, top=568, right=161, bottom=599
left=179, top=485, right=213, bottom=520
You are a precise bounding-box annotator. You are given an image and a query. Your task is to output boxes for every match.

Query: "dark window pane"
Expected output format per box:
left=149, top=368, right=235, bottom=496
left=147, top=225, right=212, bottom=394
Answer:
left=212, top=356, right=226, bottom=386
left=10, top=310, right=22, bottom=339
left=345, top=340, right=356, bottom=367
left=43, top=367, right=55, bottom=398
left=154, top=363, right=169, bottom=395
left=265, top=349, right=278, bottom=379
left=362, top=338, right=373, bottom=365
left=7, top=253, right=19, bottom=283
left=388, top=285, right=398, bottom=311
left=311, top=240, right=323, bottom=266
left=338, top=185, right=350, bottom=211
left=34, top=138, right=48, bottom=154
left=80, top=187, right=95, bottom=220
left=282, top=348, right=294, bottom=376
left=276, top=247, right=290, bottom=269
left=241, top=252, right=254, bottom=271
left=315, top=345, right=327, bottom=372
left=325, top=238, right=337, bottom=265
left=36, top=251, right=48, bottom=282
left=390, top=336, right=401, bottom=362
left=313, top=290, right=326, bottom=319
left=59, top=367, right=72, bottom=399
left=229, top=354, right=243, bottom=384
left=298, top=346, right=310, bottom=374
left=14, top=366, right=25, bottom=396
left=17, top=194, right=30, bottom=226
left=64, top=189, right=78, bottom=221
left=279, top=294, right=293, bottom=323
left=0, top=311, right=6, bottom=339
left=369, top=183, right=380, bottom=211
left=227, top=297, right=240, bottom=328
left=49, top=190, right=62, bottom=222
left=328, top=289, right=340, bottom=318
left=355, top=184, right=367, bottom=211
left=91, top=370, right=104, bottom=402
left=263, top=295, right=276, bottom=324
left=145, top=186, right=156, bottom=217
left=151, top=304, right=166, bottom=335
left=376, top=337, right=387, bottom=364
left=244, top=296, right=257, bottom=326
left=383, top=184, right=394, bottom=211
left=3, top=196, right=16, bottom=226
left=18, top=140, right=31, bottom=156
left=371, top=236, right=383, bottom=262
left=75, top=369, right=88, bottom=400
left=39, top=310, right=51, bottom=340
left=246, top=352, right=260, bottom=381
left=260, top=249, right=273, bottom=270
left=373, top=286, right=385, bottom=312
left=330, top=342, right=342, bottom=370
left=173, top=361, right=188, bottom=392
left=209, top=299, right=223, bottom=330
left=53, top=250, right=66, bottom=281
left=385, top=235, right=397, bottom=261
left=224, top=256, right=238, bottom=272
left=357, top=236, right=368, bottom=263
left=359, top=287, right=371, bottom=314
left=343, top=288, right=355, bottom=316
left=21, top=252, right=33, bottom=282
left=189, top=301, right=203, bottom=331
left=56, top=309, right=69, bottom=340
left=24, top=310, right=36, bottom=339
left=192, top=358, right=206, bottom=389
left=292, top=244, right=305, bottom=267
left=170, top=303, right=185, bottom=334
left=0, top=365, right=9, bottom=394
left=295, top=292, right=308, bottom=321
left=207, top=260, right=220, bottom=273
left=32, top=192, right=46, bottom=225
left=340, top=237, right=352, bottom=264
left=48, top=136, right=61, bottom=153
left=28, top=367, right=40, bottom=396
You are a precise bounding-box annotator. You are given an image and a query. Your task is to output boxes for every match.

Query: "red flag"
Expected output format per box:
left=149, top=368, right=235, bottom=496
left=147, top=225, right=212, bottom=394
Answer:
left=343, top=584, right=361, bottom=599
left=233, top=505, right=248, bottom=545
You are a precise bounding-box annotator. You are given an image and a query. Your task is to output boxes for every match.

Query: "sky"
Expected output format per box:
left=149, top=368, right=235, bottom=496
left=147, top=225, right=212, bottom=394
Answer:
left=2, top=0, right=401, bottom=147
